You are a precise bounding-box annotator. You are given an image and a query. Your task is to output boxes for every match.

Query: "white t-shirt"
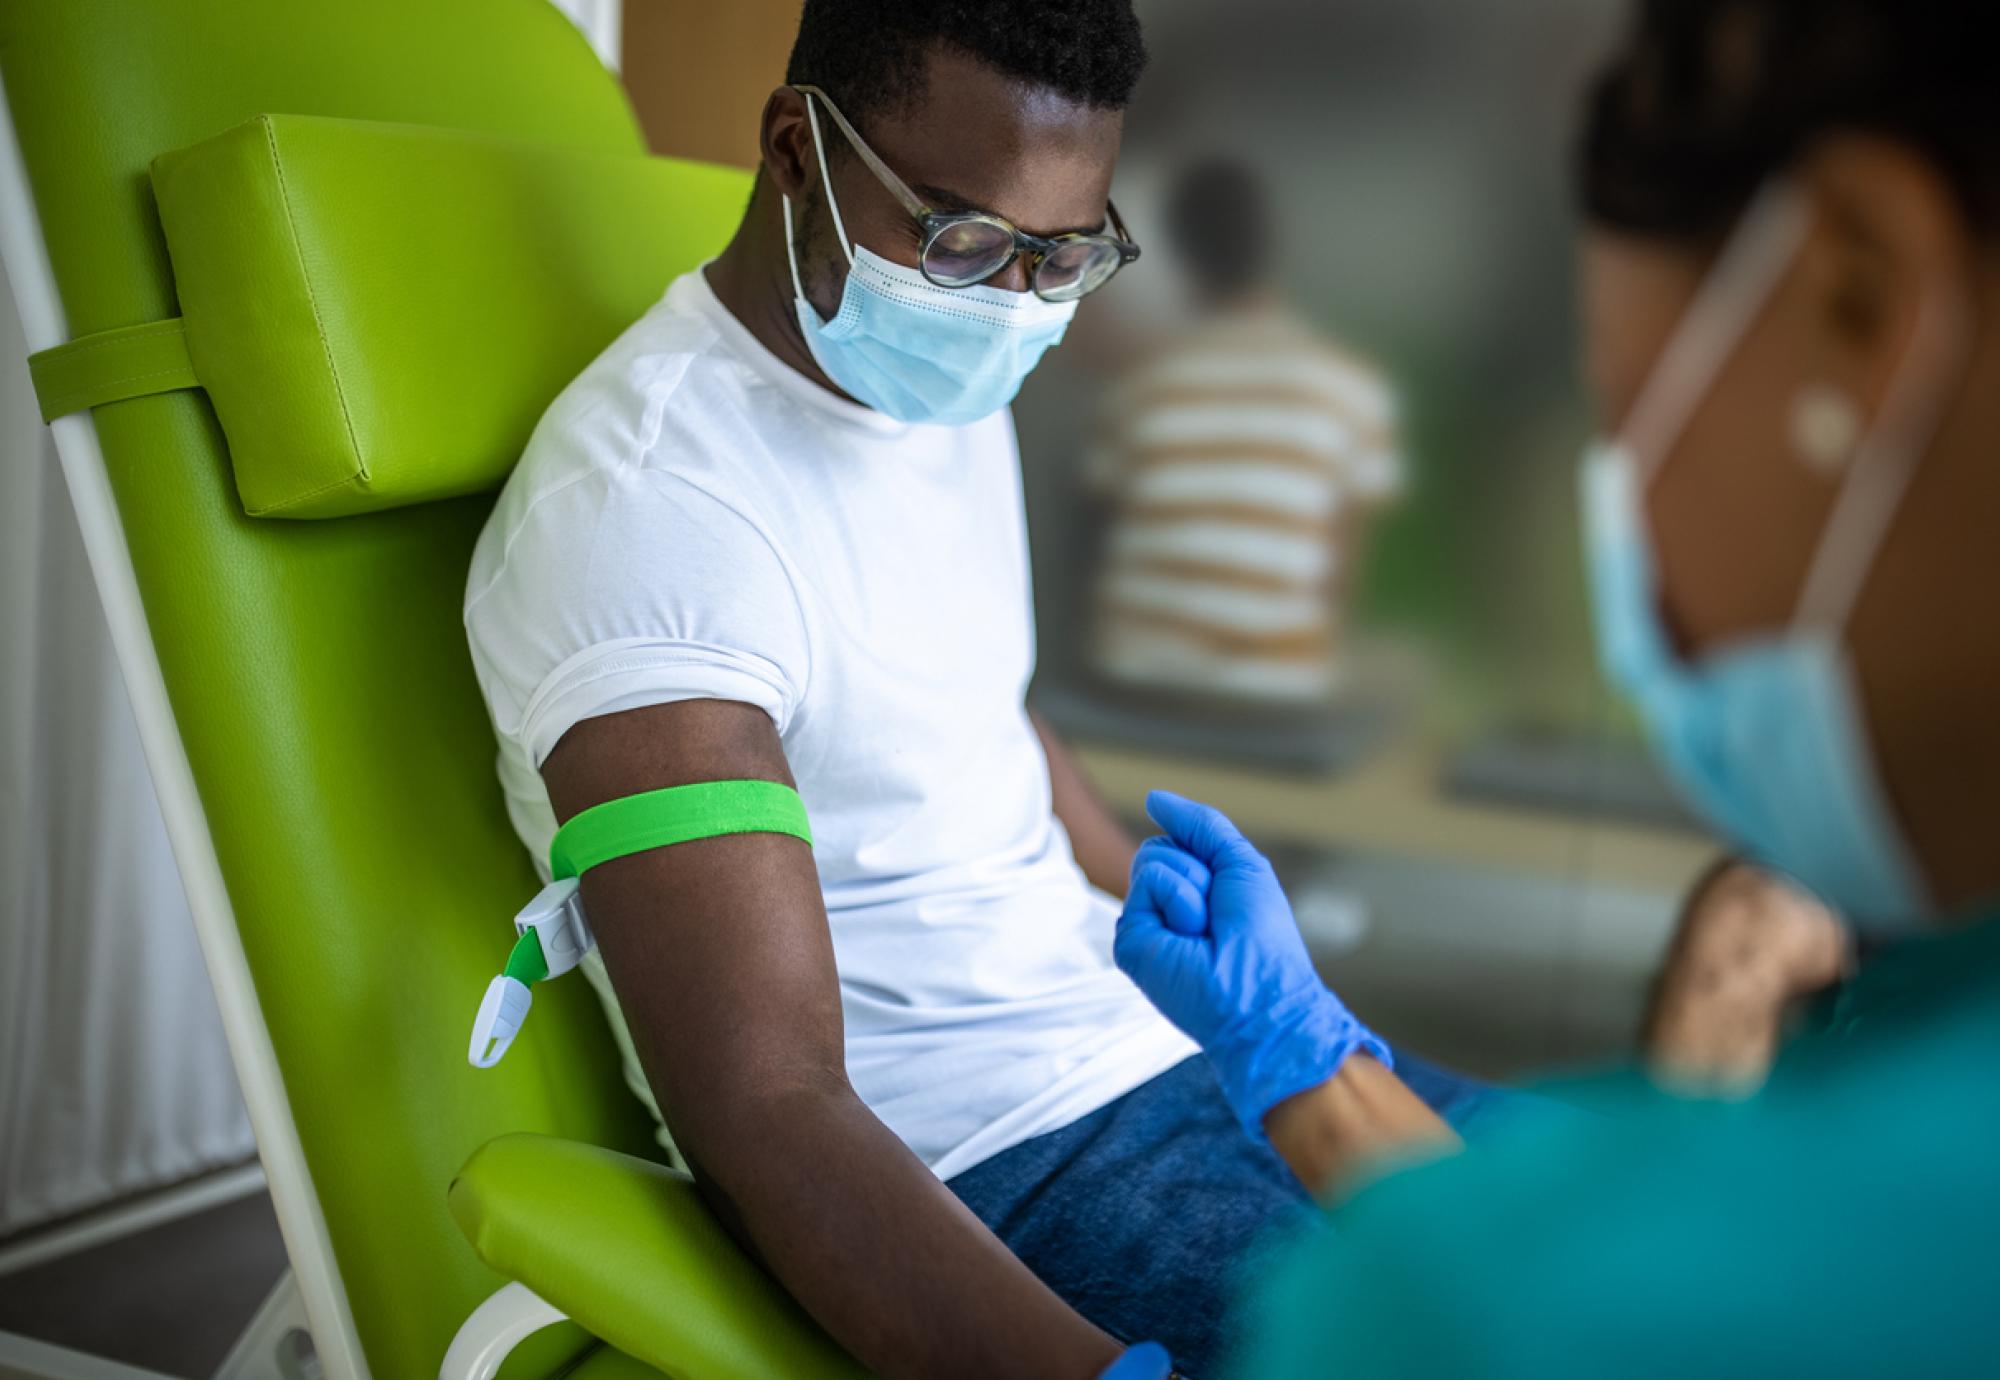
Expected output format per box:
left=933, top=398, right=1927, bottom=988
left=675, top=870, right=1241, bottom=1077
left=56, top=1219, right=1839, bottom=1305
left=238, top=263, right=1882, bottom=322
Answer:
left=464, top=269, right=1194, bottom=1180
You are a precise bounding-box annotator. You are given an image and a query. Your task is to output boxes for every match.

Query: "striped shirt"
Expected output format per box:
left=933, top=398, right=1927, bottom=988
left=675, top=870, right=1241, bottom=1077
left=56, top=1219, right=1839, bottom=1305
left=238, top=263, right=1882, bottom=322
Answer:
left=1086, top=303, right=1402, bottom=702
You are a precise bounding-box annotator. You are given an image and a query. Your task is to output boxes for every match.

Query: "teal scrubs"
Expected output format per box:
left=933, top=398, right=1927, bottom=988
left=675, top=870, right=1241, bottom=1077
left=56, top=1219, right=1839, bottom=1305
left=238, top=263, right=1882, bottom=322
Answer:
left=1233, top=914, right=2000, bottom=1378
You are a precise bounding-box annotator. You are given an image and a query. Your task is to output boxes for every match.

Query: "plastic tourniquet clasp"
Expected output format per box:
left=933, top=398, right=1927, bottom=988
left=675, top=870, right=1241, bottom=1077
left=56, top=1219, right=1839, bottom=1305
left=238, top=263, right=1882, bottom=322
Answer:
left=467, top=779, right=813, bottom=1068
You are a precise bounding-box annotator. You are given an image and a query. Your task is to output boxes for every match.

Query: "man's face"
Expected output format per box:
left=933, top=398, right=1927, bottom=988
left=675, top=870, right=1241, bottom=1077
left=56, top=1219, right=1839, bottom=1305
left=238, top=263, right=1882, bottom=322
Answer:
left=782, top=44, right=1126, bottom=318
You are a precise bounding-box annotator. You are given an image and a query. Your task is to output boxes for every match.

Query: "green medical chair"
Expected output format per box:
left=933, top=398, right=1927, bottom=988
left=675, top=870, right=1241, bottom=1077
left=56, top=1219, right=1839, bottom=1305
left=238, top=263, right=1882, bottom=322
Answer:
left=0, top=2, right=869, bottom=1376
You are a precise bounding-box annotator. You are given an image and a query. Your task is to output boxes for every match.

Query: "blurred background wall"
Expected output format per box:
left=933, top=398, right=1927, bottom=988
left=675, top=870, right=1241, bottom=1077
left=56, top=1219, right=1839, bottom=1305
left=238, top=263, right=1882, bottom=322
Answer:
left=624, top=0, right=796, bottom=167
left=1023, top=0, right=1618, bottom=726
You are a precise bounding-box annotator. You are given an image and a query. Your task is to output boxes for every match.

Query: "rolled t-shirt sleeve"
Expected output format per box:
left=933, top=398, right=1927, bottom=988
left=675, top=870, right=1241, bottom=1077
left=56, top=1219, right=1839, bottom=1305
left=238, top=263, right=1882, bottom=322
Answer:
left=466, top=465, right=811, bottom=768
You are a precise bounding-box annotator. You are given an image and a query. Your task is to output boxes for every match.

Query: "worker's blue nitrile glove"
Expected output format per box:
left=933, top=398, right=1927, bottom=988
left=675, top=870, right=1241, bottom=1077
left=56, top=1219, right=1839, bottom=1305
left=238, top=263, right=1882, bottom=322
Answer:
left=1098, top=1341, right=1173, bottom=1379
left=1132, top=832, right=1213, bottom=898
left=1117, top=789, right=1391, bottom=1138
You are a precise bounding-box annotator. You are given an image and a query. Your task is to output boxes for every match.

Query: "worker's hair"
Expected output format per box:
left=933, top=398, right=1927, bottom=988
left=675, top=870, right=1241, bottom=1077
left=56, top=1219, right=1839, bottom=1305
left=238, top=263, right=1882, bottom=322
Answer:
left=1165, top=156, right=1273, bottom=300
left=784, top=0, right=1146, bottom=129
left=1580, top=0, right=2000, bottom=241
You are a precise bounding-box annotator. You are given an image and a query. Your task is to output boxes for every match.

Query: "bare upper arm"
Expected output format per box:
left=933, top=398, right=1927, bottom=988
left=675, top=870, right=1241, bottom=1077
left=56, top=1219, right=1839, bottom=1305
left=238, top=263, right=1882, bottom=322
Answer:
left=539, top=698, right=843, bottom=1147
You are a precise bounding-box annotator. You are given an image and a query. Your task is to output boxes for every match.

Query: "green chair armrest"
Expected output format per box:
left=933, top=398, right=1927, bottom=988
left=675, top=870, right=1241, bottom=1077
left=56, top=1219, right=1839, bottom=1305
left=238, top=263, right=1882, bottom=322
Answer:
left=450, top=1133, right=873, bottom=1380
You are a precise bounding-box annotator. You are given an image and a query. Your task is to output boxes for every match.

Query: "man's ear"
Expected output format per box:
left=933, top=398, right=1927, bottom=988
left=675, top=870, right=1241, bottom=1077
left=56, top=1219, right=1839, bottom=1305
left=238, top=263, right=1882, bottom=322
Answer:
left=1796, top=134, right=1976, bottom=409
left=760, top=86, right=818, bottom=200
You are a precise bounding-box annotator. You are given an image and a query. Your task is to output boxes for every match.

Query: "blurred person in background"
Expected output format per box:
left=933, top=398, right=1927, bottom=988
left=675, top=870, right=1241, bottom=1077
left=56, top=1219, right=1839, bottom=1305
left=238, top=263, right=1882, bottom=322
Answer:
left=1102, top=0, right=2000, bottom=1373
left=1084, top=156, right=1403, bottom=705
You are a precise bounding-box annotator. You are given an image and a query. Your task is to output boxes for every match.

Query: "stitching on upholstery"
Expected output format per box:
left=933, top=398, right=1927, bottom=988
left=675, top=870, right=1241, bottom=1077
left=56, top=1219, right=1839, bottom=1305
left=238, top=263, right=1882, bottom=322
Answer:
left=251, top=465, right=385, bottom=515
left=36, top=319, right=186, bottom=361
left=46, top=366, right=199, bottom=414
left=262, top=117, right=369, bottom=489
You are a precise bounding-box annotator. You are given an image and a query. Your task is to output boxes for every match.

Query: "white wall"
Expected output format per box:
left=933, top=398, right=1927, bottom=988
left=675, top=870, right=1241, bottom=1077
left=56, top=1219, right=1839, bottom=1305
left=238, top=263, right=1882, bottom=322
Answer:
left=0, top=258, right=254, bottom=1239
left=551, top=0, right=622, bottom=71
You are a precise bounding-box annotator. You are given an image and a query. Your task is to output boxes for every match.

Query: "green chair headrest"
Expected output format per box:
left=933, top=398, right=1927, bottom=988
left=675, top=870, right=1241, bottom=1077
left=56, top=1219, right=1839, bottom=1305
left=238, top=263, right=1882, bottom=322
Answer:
left=149, top=114, right=750, bottom=518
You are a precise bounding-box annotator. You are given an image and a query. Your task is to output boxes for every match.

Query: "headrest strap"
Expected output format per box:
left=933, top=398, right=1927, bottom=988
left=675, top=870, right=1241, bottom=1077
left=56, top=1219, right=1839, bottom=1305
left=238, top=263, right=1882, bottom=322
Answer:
left=26, top=318, right=197, bottom=422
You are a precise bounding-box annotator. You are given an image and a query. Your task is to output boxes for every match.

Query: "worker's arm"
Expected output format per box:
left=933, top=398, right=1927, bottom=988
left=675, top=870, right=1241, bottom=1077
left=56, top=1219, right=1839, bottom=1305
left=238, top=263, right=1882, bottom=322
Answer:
left=1642, top=859, right=1851, bottom=1095
left=1032, top=708, right=1138, bottom=897
left=1117, top=790, right=1454, bottom=1198
left=542, top=698, right=1121, bottom=1380
left=1269, top=860, right=1850, bottom=1192
left=1263, top=1055, right=1458, bottom=1199
left=1233, top=1048, right=1993, bottom=1380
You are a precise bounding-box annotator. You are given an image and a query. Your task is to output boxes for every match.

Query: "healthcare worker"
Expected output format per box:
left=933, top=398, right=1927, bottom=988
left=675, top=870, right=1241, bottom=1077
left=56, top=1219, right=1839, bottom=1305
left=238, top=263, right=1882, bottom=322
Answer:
left=1113, top=0, right=2000, bottom=1373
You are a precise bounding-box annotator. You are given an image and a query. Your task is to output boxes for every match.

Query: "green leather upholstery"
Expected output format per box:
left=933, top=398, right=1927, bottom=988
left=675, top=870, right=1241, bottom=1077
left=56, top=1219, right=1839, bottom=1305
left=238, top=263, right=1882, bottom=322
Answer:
left=151, top=116, right=748, bottom=518
left=569, top=1348, right=690, bottom=1380
left=0, top=3, right=830, bottom=1376
left=452, top=1136, right=872, bottom=1380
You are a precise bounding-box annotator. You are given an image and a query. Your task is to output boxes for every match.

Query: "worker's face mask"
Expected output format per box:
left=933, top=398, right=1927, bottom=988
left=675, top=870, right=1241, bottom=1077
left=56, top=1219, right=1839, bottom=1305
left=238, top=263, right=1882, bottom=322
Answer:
left=781, top=94, right=1076, bottom=426
left=1581, top=184, right=1965, bottom=934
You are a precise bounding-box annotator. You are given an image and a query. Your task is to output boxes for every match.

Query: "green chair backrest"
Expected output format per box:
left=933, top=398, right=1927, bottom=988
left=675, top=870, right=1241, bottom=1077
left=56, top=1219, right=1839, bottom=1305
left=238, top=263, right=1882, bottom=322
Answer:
left=1, top=3, right=744, bottom=1374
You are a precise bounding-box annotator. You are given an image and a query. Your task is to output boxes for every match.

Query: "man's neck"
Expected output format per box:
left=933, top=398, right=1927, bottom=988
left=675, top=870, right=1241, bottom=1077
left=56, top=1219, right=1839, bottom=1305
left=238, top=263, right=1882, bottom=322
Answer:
left=704, top=179, right=848, bottom=401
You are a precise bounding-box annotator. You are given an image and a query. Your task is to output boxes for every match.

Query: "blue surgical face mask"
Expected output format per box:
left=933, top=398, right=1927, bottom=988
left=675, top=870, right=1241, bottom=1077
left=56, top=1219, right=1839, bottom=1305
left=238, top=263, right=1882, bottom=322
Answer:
left=1583, top=444, right=1930, bottom=931
left=782, top=93, right=1076, bottom=426
left=1581, top=184, right=1965, bottom=935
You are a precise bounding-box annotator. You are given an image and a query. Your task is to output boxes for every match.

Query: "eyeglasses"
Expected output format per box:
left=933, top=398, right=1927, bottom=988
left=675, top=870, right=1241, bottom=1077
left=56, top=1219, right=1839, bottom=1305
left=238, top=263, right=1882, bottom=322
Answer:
left=794, top=84, right=1141, bottom=303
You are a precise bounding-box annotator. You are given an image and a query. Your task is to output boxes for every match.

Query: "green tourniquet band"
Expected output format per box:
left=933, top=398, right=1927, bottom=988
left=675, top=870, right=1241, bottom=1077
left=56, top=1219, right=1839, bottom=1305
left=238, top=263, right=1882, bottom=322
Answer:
left=503, top=928, right=548, bottom=986
left=549, top=779, right=813, bottom=881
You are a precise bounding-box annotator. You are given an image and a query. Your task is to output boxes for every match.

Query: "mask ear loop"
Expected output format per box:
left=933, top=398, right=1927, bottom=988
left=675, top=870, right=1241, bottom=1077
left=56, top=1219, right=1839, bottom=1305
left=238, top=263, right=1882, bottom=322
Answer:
left=781, top=197, right=810, bottom=305
left=804, top=93, right=854, bottom=267
left=1781, top=250, right=1970, bottom=919
left=1791, top=274, right=1974, bottom=634
left=1620, top=183, right=1816, bottom=488
left=782, top=91, right=855, bottom=309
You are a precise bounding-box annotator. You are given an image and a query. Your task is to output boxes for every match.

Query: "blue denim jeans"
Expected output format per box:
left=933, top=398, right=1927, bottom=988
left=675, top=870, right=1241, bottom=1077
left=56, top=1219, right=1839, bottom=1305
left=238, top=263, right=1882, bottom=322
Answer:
left=946, top=1050, right=1510, bottom=1378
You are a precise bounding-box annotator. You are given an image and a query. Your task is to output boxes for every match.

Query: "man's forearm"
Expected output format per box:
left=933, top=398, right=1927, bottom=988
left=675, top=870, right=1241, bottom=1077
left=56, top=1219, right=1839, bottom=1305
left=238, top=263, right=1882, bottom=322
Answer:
left=1263, top=1055, right=1461, bottom=1200
left=1032, top=710, right=1138, bottom=896
left=684, top=1080, right=1120, bottom=1380
left=542, top=702, right=1114, bottom=1376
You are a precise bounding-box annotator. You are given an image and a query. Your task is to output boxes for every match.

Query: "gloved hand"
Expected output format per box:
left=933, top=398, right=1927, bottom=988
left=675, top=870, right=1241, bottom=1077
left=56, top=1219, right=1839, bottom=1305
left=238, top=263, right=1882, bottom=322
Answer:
left=1098, top=1341, right=1173, bottom=1379
left=1117, top=789, right=1390, bottom=1137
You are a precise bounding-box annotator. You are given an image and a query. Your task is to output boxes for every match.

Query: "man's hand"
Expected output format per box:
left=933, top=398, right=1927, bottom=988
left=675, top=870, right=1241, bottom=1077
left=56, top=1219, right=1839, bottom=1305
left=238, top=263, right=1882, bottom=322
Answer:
left=542, top=699, right=1118, bottom=1380
left=1643, top=860, right=1852, bottom=1096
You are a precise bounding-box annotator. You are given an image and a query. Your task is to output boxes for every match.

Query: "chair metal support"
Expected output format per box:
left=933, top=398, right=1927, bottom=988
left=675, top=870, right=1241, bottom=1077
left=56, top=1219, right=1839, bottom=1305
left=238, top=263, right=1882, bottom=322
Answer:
left=439, top=1284, right=569, bottom=1380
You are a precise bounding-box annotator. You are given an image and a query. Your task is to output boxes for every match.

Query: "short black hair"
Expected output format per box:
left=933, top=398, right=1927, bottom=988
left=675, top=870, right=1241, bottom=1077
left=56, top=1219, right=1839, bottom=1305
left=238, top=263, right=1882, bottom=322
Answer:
left=1580, top=1, right=2000, bottom=242
left=1166, top=157, right=1272, bottom=299
left=785, top=0, right=1146, bottom=128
